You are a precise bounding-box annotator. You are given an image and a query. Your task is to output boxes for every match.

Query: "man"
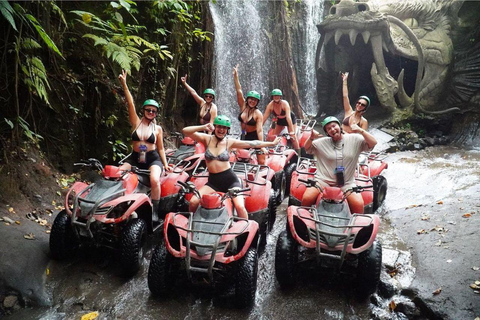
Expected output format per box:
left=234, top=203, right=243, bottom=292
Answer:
left=302, top=116, right=377, bottom=213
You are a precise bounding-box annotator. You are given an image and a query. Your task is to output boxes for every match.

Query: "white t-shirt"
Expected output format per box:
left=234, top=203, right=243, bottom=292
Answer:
left=307, top=134, right=370, bottom=190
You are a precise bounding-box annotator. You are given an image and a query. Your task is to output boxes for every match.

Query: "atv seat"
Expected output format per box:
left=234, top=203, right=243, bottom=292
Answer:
left=191, top=207, right=231, bottom=256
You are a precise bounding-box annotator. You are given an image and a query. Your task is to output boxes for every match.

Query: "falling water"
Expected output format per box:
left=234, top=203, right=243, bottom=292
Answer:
left=208, top=0, right=324, bottom=125
left=209, top=0, right=270, bottom=129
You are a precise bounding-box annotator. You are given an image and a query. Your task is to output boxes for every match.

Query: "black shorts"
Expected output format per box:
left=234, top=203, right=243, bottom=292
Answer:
left=206, top=168, right=242, bottom=193
left=125, top=150, right=164, bottom=171
left=242, top=131, right=259, bottom=141
left=277, top=111, right=297, bottom=127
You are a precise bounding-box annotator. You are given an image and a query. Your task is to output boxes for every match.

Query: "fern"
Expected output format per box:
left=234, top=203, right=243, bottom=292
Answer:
left=0, top=0, right=17, bottom=31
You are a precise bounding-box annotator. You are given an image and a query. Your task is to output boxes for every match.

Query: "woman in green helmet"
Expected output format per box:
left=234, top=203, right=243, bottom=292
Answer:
left=118, top=70, right=171, bottom=222
left=341, top=72, right=370, bottom=133
left=263, top=88, right=299, bottom=149
left=233, top=64, right=266, bottom=164
left=180, top=74, right=218, bottom=130
left=182, top=115, right=281, bottom=219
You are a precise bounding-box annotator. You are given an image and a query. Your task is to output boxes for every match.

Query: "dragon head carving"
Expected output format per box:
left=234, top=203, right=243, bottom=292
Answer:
left=316, top=0, right=480, bottom=117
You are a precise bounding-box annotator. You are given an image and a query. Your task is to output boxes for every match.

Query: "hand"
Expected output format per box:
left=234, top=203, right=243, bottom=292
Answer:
left=311, top=129, right=321, bottom=140
left=350, top=123, right=363, bottom=133
left=118, top=70, right=127, bottom=85
left=273, top=136, right=282, bottom=145
left=165, top=164, right=173, bottom=172
left=233, top=64, right=239, bottom=77
left=181, top=74, right=187, bottom=84
left=341, top=72, right=349, bottom=82
left=289, top=131, right=295, bottom=136
left=205, top=123, right=215, bottom=132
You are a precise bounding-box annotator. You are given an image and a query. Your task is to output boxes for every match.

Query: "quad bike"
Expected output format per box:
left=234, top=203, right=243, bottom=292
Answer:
left=49, top=158, right=178, bottom=276
left=165, top=132, right=206, bottom=174
left=157, top=158, right=191, bottom=219
left=233, top=143, right=297, bottom=206
left=183, top=161, right=278, bottom=239
left=275, top=176, right=382, bottom=298
left=289, top=155, right=388, bottom=213
left=148, top=182, right=259, bottom=308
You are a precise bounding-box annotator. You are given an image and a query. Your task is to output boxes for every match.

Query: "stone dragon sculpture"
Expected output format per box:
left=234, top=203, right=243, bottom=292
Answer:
left=315, top=0, right=480, bottom=117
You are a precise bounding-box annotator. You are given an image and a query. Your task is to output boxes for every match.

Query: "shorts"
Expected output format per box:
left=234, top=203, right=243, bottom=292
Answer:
left=277, top=111, right=297, bottom=127
left=125, top=150, right=164, bottom=171
left=242, top=131, right=259, bottom=141
left=206, top=168, right=242, bottom=193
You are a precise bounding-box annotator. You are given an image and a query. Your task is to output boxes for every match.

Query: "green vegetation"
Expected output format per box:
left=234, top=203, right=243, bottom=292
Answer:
left=0, top=0, right=210, bottom=168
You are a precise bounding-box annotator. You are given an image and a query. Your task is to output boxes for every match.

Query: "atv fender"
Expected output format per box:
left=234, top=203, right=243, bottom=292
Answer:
left=97, top=193, right=151, bottom=223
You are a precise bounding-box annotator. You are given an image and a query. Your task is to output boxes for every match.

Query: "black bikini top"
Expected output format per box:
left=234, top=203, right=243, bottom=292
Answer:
left=201, top=104, right=211, bottom=123
left=238, top=109, right=256, bottom=126
left=272, top=107, right=286, bottom=117
left=132, top=122, right=156, bottom=144
left=205, top=137, right=230, bottom=161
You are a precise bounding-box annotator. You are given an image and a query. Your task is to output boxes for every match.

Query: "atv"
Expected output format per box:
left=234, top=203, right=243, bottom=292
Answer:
left=49, top=158, right=176, bottom=276
left=165, top=131, right=206, bottom=174
left=276, top=165, right=382, bottom=297
left=148, top=182, right=260, bottom=308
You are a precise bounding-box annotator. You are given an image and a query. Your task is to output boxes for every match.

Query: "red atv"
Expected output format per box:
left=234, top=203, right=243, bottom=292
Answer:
left=165, top=132, right=206, bottom=174
left=276, top=159, right=383, bottom=297
left=148, top=181, right=260, bottom=308
left=49, top=158, right=176, bottom=276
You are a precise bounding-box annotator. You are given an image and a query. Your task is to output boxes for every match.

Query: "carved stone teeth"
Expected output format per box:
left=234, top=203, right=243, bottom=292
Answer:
left=370, top=34, right=387, bottom=74
left=324, top=31, right=334, bottom=45
left=334, top=30, right=343, bottom=45
left=349, top=29, right=358, bottom=46
left=361, top=31, right=370, bottom=44
left=382, top=41, right=389, bottom=53
left=397, top=69, right=413, bottom=108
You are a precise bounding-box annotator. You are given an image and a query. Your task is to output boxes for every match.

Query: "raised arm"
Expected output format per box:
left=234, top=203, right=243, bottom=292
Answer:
left=118, top=70, right=140, bottom=127
left=233, top=64, right=245, bottom=109
left=182, top=123, right=212, bottom=145
left=304, top=129, right=321, bottom=154
left=181, top=74, right=205, bottom=106
left=342, top=72, right=354, bottom=116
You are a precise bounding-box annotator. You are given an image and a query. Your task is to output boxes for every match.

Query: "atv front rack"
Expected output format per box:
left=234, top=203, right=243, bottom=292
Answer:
left=296, top=206, right=374, bottom=268
left=295, top=119, right=317, bottom=132
left=295, top=157, right=317, bottom=175
left=171, top=212, right=250, bottom=282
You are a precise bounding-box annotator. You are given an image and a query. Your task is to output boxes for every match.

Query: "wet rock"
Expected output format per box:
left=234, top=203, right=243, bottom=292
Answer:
left=2, top=217, right=15, bottom=224
left=3, top=295, right=18, bottom=308
left=378, top=274, right=397, bottom=299
left=394, top=299, right=420, bottom=319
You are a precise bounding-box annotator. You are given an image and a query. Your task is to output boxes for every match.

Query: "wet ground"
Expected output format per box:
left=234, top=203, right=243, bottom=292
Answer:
left=2, top=145, right=480, bottom=319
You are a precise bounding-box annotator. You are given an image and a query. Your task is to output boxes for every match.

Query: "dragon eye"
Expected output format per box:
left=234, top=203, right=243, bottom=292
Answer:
left=403, top=18, right=419, bottom=28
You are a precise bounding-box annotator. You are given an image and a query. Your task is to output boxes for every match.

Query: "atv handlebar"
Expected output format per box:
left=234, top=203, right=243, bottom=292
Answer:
left=74, top=158, right=104, bottom=172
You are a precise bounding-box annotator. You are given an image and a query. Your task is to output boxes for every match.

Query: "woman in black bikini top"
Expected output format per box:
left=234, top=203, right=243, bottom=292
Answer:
left=180, top=74, right=217, bottom=131
left=341, top=72, right=369, bottom=133
left=182, top=115, right=281, bottom=219
left=118, top=70, right=171, bottom=222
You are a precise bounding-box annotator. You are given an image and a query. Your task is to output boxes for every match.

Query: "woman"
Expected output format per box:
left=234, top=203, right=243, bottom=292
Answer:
left=262, top=88, right=299, bottom=149
left=180, top=74, right=217, bottom=130
left=182, top=115, right=280, bottom=219
left=118, top=70, right=171, bottom=222
left=341, top=72, right=370, bottom=133
left=233, top=64, right=266, bottom=164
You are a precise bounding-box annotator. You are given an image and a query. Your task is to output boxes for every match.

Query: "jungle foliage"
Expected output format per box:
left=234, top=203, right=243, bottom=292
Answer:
left=0, top=0, right=211, bottom=170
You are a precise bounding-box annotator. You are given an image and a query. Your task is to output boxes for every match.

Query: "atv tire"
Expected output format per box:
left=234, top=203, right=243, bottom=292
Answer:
left=234, top=247, right=258, bottom=308
left=148, top=241, right=178, bottom=297
left=284, top=162, right=297, bottom=197
left=120, top=218, right=147, bottom=277
left=373, top=175, right=387, bottom=212
left=275, top=230, right=298, bottom=289
left=356, top=240, right=382, bottom=298
left=50, top=209, right=78, bottom=260
left=267, top=190, right=277, bottom=233
left=274, top=170, right=286, bottom=205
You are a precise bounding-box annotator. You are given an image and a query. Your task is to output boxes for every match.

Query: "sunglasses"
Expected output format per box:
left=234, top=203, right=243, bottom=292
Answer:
left=205, top=95, right=214, bottom=99
left=144, top=108, right=157, bottom=114
left=356, top=101, right=367, bottom=107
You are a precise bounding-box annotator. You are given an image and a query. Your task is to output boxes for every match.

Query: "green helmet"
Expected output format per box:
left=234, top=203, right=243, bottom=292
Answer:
left=142, top=99, right=160, bottom=109
left=321, top=116, right=341, bottom=132
left=203, top=88, right=216, bottom=97
left=271, top=88, right=283, bottom=96
left=213, top=115, right=231, bottom=128
left=358, top=95, right=370, bottom=109
left=246, top=90, right=261, bottom=100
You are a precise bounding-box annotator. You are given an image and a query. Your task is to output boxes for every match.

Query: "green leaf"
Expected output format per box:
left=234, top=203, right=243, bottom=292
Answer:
left=110, top=1, right=120, bottom=9
left=25, top=14, right=64, bottom=59
left=0, top=0, right=17, bottom=31
left=4, top=118, right=13, bottom=129
left=119, top=0, right=131, bottom=11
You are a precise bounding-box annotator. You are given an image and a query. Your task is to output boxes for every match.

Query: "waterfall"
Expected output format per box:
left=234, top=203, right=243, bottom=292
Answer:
left=209, top=0, right=270, bottom=130
left=209, top=0, right=324, bottom=127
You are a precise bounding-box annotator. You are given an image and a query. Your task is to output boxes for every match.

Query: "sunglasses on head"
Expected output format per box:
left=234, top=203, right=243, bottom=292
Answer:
left=356, top=101, right=367, bottom=107
left=205, top=95, right=214, bottom=99
left=144, top=108, right=157, bottom=114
